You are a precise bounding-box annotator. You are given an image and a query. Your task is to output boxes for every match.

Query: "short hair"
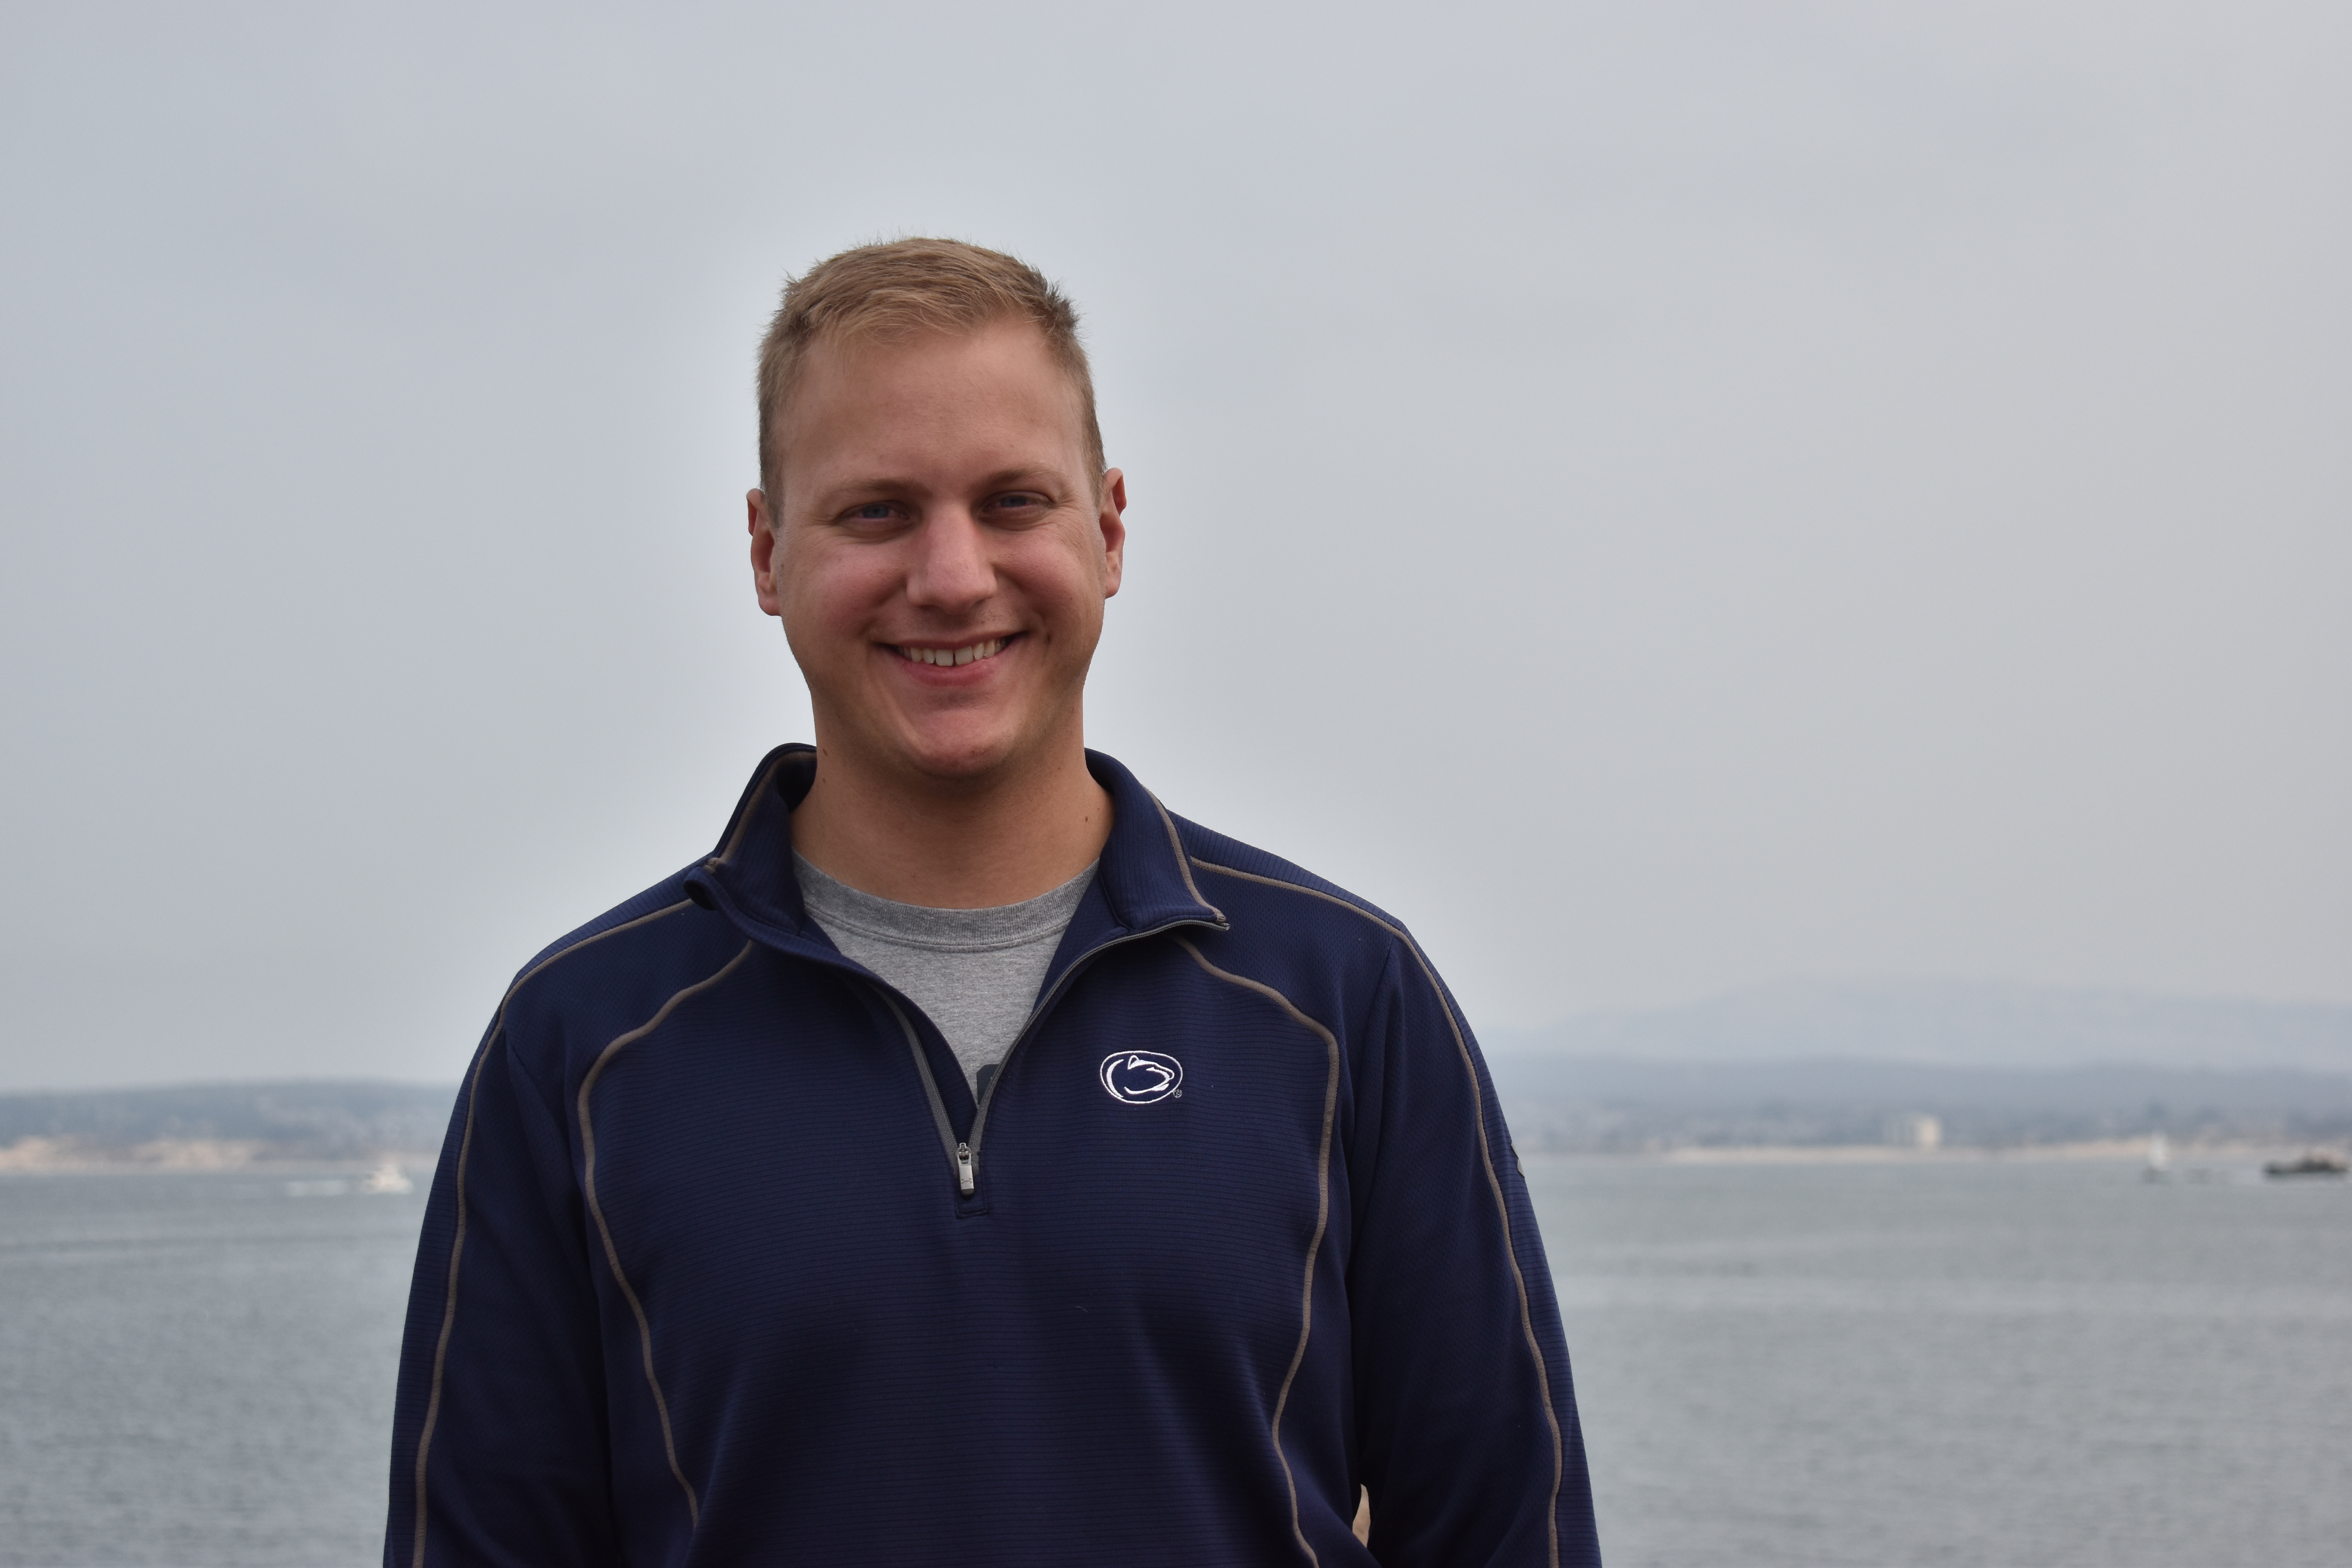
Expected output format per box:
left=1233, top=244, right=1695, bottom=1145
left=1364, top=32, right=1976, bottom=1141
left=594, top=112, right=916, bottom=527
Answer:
left=756, top=237, right=1103, bottom=498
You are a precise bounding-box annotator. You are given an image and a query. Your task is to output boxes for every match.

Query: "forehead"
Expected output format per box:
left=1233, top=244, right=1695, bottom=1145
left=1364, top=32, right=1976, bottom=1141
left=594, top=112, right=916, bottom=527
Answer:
left=776, top=321, right=1088, bottom=491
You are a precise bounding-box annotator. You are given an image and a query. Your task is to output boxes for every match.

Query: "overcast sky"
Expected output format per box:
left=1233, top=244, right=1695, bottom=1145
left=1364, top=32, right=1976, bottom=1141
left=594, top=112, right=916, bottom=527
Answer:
left=2, top=0, right=2345, bottom=1090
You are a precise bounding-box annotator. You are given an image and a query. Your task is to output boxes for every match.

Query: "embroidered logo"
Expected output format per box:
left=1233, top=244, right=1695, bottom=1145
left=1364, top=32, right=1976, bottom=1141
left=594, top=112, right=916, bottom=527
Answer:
left=1099, top=1050, right=1184, bottom=1105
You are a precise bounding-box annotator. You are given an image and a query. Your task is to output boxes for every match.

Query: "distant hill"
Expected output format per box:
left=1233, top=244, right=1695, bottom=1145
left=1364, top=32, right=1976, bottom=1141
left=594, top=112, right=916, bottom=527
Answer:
left=1475, top=982, right=2352, bottom=1151
left=1483, top=980, right=2352, bottom=1073
left=0, top=1080, right=454, bottom=1166
left=1485, top=1054, right=2352, bottom=1152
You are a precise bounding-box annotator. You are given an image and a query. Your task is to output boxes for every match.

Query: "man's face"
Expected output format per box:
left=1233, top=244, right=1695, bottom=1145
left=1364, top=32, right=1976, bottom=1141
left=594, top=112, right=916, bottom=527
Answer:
left=749, top=321, right=1125, bottom=787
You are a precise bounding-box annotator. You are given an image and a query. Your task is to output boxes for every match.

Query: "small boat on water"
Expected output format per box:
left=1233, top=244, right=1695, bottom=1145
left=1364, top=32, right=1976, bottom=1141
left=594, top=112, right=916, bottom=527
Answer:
left=361, top=1161, right=416, bottom=1195
left=2263, top=1151, right=2348, bottom=1179
left=2143, top=1132, right=2170, bottom=1181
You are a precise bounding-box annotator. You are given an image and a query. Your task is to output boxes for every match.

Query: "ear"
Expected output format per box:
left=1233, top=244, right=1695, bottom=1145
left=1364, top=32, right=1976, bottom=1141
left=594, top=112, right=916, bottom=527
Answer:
left=1098, top=469, right=1128, bottom=599
left=748, top=489, right=784, bottom=617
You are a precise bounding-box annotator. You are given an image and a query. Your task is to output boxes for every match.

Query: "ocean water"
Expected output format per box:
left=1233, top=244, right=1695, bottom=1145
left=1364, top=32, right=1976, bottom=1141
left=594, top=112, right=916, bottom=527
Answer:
left=2, top=1157, right=2346, bottom=1566
left=0, top=1173, right=422, bottom=1567
left=1525, top=1156, right=2352, bottom=1568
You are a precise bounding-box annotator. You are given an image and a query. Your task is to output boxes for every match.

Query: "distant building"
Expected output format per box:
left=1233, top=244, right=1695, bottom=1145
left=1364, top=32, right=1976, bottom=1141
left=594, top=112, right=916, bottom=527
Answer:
left=1886, top=1112, right=1942, bottom=1151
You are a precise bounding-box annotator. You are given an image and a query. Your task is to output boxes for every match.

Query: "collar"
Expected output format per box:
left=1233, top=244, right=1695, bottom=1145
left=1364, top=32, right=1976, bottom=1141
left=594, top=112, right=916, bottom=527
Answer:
left=682, top=744, right=1227, bottom=953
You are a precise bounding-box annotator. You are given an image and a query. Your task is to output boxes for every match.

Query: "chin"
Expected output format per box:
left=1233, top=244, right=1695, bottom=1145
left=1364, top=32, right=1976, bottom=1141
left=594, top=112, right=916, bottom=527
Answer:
left=894, top=725, right=1032, bottom=785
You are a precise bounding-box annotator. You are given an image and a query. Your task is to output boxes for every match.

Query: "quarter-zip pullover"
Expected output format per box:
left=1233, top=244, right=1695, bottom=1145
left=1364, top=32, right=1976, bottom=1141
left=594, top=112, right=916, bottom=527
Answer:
left=385, top=745, right=1600, bottom=1568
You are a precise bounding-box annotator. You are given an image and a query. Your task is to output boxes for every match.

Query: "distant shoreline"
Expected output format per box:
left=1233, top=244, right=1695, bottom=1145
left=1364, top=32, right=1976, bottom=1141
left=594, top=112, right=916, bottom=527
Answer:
left=7, top=1134, right=2337, bottom=1174
left=1535, top=1138, right=2338, bottom=1166
left=0, top=1136, right=439, bottom=1174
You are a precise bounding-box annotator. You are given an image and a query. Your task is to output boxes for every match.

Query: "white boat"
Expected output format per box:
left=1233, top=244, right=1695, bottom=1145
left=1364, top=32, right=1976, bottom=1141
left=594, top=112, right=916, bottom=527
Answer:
left=361, top=1161, right=416, bottom=1195
left=2143, top=1132, right=2170, bottom=1181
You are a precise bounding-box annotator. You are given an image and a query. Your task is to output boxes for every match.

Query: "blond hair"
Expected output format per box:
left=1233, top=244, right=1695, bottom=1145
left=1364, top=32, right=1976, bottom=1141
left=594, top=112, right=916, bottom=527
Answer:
left=756, top=238, right=1103, bottom=496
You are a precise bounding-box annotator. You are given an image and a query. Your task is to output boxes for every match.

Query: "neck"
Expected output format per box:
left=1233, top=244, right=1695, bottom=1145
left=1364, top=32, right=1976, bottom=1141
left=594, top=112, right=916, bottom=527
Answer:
left=789, top=734, right=1112, bottom=909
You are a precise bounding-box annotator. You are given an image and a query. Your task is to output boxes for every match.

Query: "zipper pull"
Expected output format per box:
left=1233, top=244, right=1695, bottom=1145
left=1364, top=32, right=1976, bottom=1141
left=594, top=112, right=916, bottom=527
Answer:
left=955, top=1142, right=975, bottom=1197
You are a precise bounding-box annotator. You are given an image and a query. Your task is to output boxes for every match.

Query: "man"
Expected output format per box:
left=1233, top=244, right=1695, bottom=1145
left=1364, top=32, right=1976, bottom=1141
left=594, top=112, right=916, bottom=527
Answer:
left=385, top=238, right=1599, bottom=1566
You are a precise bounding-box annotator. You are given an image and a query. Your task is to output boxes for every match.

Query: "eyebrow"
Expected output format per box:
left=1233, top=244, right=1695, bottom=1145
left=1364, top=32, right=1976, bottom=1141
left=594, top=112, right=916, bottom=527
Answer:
left=808, top=466, right=1068, bottom=510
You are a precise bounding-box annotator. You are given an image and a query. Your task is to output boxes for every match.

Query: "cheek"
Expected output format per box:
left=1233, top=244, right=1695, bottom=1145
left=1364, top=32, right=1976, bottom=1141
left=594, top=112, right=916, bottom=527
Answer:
left=777, top=545, right=895, bottom=650
left=1007, top=532, right=1109, bottom=623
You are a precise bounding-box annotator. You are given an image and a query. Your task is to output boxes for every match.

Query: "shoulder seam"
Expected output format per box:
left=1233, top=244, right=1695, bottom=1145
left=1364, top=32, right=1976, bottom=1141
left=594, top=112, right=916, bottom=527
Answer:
left=1189, top=856, right=1388, bottom=927
left=514, top=898, right=698, bottom=1012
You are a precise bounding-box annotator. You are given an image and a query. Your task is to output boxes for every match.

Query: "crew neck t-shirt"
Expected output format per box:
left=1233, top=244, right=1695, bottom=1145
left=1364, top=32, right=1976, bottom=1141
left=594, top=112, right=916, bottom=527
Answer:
left=792, top=853, right=1097, bottom=1096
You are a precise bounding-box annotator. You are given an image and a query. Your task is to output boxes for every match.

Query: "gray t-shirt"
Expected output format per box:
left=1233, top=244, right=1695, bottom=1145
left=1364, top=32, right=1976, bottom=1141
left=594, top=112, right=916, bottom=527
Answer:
left=793, top=853, right=1096, bottom=1096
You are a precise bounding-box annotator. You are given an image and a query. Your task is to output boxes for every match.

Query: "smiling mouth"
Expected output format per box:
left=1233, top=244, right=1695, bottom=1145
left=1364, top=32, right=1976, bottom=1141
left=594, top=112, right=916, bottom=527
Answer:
left=893, top=637, right=1013, bottom=668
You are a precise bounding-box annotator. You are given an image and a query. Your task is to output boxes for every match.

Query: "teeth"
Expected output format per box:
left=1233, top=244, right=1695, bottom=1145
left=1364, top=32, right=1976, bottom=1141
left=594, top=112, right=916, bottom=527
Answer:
left=898, top=638, right=1006, bottom=667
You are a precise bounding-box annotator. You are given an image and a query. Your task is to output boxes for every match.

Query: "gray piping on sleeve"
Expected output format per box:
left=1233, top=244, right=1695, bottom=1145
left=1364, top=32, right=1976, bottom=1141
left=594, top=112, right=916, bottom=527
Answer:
left=409, top=898, right=693, bottom=1568
left=1172, top=935, right=1339, bottom=1568
left=575, top=939, right=759, bottom=1534
left=1190, top=858, right=1567, bottom=1568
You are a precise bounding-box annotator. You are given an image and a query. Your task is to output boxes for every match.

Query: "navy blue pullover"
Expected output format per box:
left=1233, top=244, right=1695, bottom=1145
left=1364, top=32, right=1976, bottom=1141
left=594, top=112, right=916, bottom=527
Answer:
left=386, top=746, right=1599, bottom=1567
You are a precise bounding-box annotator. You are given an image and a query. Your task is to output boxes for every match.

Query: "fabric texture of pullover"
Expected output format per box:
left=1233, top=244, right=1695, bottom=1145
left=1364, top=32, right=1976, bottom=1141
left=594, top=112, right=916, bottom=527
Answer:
left=385, top=745, right=1601, bottom=1568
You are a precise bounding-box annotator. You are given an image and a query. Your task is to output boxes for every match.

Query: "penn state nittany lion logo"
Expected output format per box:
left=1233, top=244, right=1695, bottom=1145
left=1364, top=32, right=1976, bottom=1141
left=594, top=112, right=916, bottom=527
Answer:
left=1098, top=1050, right=1184, bottom=1105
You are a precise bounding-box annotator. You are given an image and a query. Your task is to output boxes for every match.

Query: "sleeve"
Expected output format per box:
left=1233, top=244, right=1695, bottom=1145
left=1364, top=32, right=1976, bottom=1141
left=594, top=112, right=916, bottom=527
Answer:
left=1343, top=943, right=1602, bottom=1568
left=383, top=1020, right=622, bottom=1568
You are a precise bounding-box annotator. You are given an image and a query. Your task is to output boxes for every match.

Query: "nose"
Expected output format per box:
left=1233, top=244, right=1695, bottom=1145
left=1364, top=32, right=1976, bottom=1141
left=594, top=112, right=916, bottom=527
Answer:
left=904, top=507, right=995, bottom=612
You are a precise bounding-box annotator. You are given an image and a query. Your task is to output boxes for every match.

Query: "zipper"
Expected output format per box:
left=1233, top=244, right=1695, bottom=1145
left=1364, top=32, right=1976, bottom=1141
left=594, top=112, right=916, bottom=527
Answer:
left=873, top=916, right=1224, bottom=1199
left=964, top=918, right=1224, bottom=1191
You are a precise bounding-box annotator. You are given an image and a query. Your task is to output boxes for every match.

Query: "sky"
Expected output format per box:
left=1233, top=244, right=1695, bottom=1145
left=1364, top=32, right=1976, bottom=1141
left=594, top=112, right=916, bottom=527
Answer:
left=1, top=0, right=2345, bottom=1090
